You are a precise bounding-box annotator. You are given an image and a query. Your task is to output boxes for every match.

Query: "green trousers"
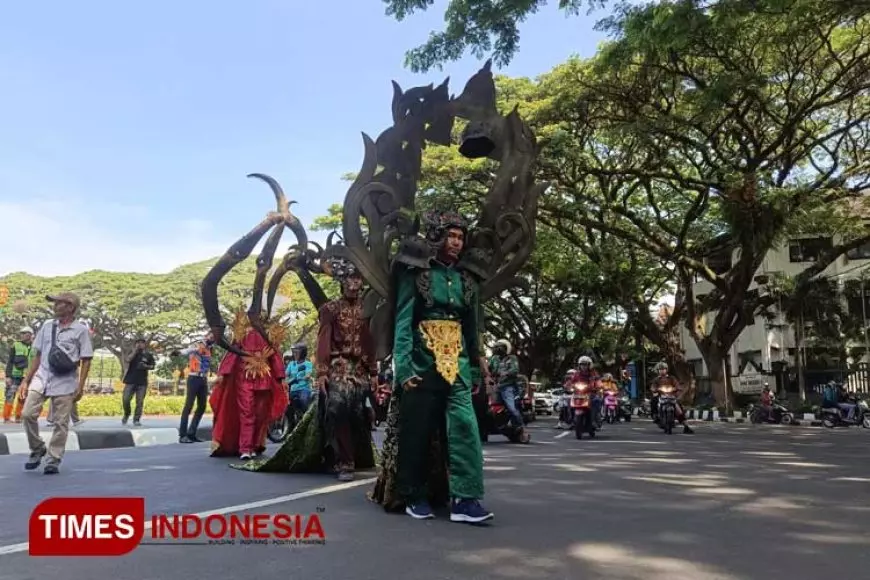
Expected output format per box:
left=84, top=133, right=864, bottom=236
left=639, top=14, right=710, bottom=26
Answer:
left=396, top=373, right=484, bottom=502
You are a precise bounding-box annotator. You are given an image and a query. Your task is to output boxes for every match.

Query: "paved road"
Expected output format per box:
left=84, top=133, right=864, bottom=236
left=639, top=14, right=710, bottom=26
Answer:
left=1, top=417, right=868, bottom=579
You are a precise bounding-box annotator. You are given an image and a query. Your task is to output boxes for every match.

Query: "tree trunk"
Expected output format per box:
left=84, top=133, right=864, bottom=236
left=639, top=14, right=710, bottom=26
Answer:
left=701, top=348, right=731, bottom=409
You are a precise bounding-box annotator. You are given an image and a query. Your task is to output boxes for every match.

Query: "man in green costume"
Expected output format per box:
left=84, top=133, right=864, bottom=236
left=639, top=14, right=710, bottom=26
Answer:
left=393, top=209, right=493, bottom=524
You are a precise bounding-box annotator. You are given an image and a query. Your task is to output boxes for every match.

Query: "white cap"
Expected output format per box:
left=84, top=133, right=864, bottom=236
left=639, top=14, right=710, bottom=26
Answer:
left=20, top=326, right=34, bottom=334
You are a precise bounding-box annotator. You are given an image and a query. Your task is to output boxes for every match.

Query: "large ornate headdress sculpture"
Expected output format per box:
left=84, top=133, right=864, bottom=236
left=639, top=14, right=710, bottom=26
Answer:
left=201, top=173, right=340, bottom=356
left=339, top=60, right=546, bottom=359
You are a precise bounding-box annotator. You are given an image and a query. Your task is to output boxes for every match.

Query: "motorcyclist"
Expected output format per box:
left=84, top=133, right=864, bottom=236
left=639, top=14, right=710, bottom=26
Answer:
left=760, top=383, right=773, bottom=422
left=287, top=343, right=313, bottom=414
left=649, top=362, right=694, bottom=434
left=567, top=356, right=602, bottom=427
left=601, top=373, right=619, bottom=420
left=489, top=339, right=524, bottom=429
left=556, top=369, right=577, bottom=429
left=832, top=381, right=857, bottom=423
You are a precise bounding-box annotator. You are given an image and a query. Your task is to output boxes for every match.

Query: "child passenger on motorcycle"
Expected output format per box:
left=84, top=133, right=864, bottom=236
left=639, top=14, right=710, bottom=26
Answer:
left=649, top=362, right=694, bottom=434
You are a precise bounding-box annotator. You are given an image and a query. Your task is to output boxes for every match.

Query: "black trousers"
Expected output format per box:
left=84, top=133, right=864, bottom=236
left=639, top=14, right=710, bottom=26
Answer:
left=179, top=375, right=208, bottom=438
left=122, top=383, right=147, bottom=421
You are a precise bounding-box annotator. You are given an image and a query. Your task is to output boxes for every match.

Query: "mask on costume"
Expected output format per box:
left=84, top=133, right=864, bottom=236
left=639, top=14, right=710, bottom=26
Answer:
left=325, top=255, right=363, bottom=298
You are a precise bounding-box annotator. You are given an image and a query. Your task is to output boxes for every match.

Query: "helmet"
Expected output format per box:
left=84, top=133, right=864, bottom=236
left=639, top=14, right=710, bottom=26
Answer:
left=19, top=326, right=34, bottom=334
left=290, top=343, right=308, bottom=358
left=566, top=368, right=577, bottom=376
left=602, top=373, right=614, bottom=381
left=494, top=339, right=512, bottom=354
left=654, top=362, right=668, bottom=372
left=283, top=350, right=293, bottom=359
left=578, top=356, right=593, bottom=366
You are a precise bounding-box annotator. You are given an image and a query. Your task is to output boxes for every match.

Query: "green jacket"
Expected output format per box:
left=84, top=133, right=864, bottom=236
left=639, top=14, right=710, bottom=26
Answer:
left=488, top=354, right=519, bottom=389
left=6, top=341, right=35, bottom=379
left=393, top=262, right=482, bottom=389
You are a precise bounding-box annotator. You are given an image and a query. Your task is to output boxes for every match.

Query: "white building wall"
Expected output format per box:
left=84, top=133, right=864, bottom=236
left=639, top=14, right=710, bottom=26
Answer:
left=680, top=236, right=870, bottom=376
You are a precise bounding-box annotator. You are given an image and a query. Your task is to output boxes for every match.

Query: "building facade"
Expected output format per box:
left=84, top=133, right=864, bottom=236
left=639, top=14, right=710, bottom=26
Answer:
left=679, top=233, right=870, bottom=390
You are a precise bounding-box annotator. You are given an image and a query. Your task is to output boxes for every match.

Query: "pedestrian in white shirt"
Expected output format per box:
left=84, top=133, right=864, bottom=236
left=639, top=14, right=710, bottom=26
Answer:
left=17, top=293, right=94, bottom=474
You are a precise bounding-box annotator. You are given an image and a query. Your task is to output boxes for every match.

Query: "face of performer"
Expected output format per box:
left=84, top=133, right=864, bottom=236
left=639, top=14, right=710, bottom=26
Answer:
left=494, top=343, right=507, bottom=357
left=658, top=366, right=668, bottom=377
left=441, top=227, right=465, bottom=262
left=343, top=273, right=363, bottom=299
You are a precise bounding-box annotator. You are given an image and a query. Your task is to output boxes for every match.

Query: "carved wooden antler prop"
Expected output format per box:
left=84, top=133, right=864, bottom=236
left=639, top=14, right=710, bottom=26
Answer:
left=447, top=60, right=547, bottom=302
left=201, top=173, right=308, bottom=355
left=340, top=60, right=544, bottom=330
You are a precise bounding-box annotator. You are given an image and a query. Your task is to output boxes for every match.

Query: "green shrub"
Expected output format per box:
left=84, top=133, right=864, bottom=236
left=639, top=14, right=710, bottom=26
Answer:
left=75, top=394, right=213, bottom=417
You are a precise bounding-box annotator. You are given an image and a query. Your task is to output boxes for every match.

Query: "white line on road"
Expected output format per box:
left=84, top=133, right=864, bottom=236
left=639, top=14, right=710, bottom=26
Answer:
left=555, top=431, right=571, bottom=439
left=0, top=477, right=376, bottom=557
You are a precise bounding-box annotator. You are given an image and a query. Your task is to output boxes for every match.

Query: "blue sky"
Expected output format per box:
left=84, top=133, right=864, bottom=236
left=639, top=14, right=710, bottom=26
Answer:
left=0, top=1, right=612, bottom=276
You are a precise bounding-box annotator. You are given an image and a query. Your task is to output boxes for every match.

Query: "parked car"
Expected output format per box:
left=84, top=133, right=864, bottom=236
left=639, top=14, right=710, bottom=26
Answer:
left=535, top=391, right=558, bottom=415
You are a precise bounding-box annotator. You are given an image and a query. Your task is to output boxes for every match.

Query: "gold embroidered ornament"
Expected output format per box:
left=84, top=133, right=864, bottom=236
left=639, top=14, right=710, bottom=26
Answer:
left=419, top=320, right=462, bottom=385
left=230, top=307, right=287, bottom=351
left=242, top=347, right=275, bottom=380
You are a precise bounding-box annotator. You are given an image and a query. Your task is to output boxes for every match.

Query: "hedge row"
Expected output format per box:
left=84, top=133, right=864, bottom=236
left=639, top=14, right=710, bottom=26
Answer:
left=72, top=394, right=213, bottom=417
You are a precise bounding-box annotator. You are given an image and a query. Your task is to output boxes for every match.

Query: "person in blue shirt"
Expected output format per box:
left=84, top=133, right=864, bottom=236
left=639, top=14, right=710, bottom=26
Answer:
left=286, top=343, right=313, bottom=413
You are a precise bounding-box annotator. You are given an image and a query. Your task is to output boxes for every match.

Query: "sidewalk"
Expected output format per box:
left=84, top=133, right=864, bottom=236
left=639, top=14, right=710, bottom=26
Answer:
left=631, top=407, right=822, bottom=426
left=0, top=415, right=214, bottom=456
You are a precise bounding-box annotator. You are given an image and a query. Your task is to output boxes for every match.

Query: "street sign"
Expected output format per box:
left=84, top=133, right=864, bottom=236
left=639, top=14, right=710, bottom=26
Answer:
left=733, top=361, right=766, bottom=394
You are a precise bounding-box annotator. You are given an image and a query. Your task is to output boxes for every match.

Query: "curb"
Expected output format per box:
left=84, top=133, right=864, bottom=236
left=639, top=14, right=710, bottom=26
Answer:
left=0, top=426, right=213, bottom=456
left=631, top=407, right=822, bottom=427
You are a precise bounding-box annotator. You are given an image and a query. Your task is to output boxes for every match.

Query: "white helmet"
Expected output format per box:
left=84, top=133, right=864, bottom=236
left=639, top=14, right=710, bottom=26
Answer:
left=19, top=326, right=34, bottom=334
left=577, top=355, right=593, bottom=365
left=494, top=339, right=512, bottom=354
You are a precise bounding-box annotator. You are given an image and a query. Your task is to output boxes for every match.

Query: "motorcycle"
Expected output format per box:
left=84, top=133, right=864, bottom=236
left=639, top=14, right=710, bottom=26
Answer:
left=747, top=401, right=794, bottom=425
left=820, top=398, right=870, bottom=429
left=485, top=391, right=531, bottom=444
left=267, top=398, right=304, bottom=443
left=572, top=382, right=597, bottom=439
left=657, top=385, right=678, bottom=435
left=637, top=398, right=651, bottom=418
left=618, top=395, right=633, bottom=422
left=603, top=392, right=619, bottom=424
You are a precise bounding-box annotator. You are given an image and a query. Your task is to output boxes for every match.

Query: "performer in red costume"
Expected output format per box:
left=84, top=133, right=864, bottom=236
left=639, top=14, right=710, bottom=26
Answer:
left=210, top=310, right=288, bottom=459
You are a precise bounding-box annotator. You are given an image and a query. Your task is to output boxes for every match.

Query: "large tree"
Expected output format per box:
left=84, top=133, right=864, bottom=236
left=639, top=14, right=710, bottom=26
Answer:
left=0, top=258, right=321, bottom=377
left=550, top=0, right=870, bottom=404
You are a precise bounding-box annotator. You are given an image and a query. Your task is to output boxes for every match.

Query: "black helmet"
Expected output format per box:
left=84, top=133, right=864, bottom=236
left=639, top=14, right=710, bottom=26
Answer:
left=291, top=342, right=308, bottom=359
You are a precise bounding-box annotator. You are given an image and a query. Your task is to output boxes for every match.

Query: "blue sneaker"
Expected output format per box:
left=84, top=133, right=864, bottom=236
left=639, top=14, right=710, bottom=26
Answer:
left=405, top=501, right=435, bottom=520
left=450, top=499, right=493, bottom=523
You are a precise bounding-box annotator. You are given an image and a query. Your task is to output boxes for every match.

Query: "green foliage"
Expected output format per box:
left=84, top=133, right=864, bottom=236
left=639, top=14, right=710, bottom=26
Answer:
left=311, top=203, right=343, bottom=232
left=75, top=394, right=212, bottom=417
left=0, top=257, right=318, bottom=375
left=383, top=0, right=606, bottom=72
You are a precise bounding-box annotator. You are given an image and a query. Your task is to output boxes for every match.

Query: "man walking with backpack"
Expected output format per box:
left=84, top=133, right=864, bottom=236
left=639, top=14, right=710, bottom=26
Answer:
left=17, top=293, right=93, bottom=474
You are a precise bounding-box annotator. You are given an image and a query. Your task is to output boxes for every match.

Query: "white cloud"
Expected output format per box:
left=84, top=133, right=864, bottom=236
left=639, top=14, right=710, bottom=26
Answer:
left=0, top=200, right=232, bottom=276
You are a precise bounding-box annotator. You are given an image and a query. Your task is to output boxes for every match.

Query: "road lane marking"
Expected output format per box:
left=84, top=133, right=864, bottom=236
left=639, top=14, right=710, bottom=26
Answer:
left=0, top=477, right=376, bottom=557
left=555, top=431, right=571, bottom=439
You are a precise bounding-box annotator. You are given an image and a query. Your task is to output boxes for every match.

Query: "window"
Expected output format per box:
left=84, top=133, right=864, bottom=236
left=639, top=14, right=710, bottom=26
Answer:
left=789, top=237, right=833, bottom=263
left=847, top=240, right=870, bottom=260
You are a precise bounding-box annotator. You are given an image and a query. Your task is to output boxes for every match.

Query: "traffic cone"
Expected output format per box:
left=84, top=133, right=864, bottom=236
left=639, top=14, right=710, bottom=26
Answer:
left=3, top=402, right=11, bottom=423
